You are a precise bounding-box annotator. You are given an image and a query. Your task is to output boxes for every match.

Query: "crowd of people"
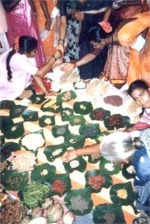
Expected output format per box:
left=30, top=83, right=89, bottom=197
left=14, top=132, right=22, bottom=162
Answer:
left=0, top=0, right=150, bottom=222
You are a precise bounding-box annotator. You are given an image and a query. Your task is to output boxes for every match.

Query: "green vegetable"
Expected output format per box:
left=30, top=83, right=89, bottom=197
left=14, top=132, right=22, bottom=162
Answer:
left=20, top=181, right=50, bottom=208
left=1, top=169, right=28, bottom=191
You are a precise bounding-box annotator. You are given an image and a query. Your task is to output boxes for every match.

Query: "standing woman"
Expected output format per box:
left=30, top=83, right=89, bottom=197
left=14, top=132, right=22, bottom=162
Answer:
left=1, top=0, right=46, bottom=67
left=0, top=35, right=57, bottom=101
left=0, top=1, right=9, bottom=53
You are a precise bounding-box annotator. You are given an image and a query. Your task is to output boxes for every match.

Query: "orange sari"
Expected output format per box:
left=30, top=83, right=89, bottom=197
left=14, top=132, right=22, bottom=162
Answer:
left=118, top=11, right=150, bottom=85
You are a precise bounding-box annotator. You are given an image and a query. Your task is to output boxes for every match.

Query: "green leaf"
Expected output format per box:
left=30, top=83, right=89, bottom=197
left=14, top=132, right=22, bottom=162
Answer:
left=60, top=107, right=74, bottom=121
left=110, top=182, right=137, bottom=206
left=0, top=116, right=14, bottom=132
left=0, top=142, right=20, bottom=161
left=57, top=90, right=77, bottom=103
left=104, top=114, right=130, bottom=130
left=0, top=100, right=15, bottom=110
left=39, top=115, right=55, bottom=127
left=41, top=101, right=62, bottom=113
left=22, top=110, right=38, bottom=121
left=10, top=105, right=27, bottom=118
left=99, top=157, right=121, bottom=175
left=93, top=204, right=125, bottom=224
left=73, top=101, right=93, bottom=115
left=79, top=123, right=100, bottom=139
left=64, top=134, right=85, bottom=148
left=69, top=114, right=86, bottom=126
left=3, top=122, right=24, bottom=139
left=52, top=124, right=70, bottom=138
left=29, top=94, right=46, bottom=104
left=31, top=163, right=56, bottom=183
left=45, top=173, right=71, bottom=196
left=122, top=162, right=135, bottom=179
left=44, top=144, right=66, bottom=162
left=90, top=108, right=110, bottom=121
left=85, top=169, right=112, bottom=193
left=63, top=156, right=86, bottom=173
left=64, top=187, right=93, bottom=215
left=1, top=169, right=28, bottom=191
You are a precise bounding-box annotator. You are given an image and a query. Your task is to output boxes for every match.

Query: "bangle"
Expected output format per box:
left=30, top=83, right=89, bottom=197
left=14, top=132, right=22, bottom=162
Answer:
left=59, top=39, right=64, bottom=44
left=52, top=55, right=58, bottom=61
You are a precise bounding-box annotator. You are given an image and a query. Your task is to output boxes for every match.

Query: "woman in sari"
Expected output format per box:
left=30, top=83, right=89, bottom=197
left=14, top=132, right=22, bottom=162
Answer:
left=118, top=11, right=150, bottom=85
left=1, top=0, right=50, bottom=67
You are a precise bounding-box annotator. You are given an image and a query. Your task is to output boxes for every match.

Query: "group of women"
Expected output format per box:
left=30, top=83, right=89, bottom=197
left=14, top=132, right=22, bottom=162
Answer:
left=0, top=0, right=150, bottom=220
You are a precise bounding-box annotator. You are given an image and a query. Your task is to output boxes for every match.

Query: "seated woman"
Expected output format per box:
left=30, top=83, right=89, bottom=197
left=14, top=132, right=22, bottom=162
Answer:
left=0, top=35, right=59, bottom=101
left=62, top=129, right=150, bottom=215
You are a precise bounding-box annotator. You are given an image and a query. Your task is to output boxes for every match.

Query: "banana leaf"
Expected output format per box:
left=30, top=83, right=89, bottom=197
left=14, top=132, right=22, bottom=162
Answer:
left=39, top=115, right=55, bottom=127
left=31, top=163, right=56, bottom=183
left=64, top=187, right=93, bottom=215
left=22, top=110, right=38, bottom=121
left=44, top=144, right=66, bottom=162
left=1, top=169, right=28, bottom=191
left=73, top=101, right=93, bottom=115
left=93, top=204, right=125, bottom=224
left=57, top=90, right=77, bottom=103
left=2, top=121, right=24, bottom=139
left=110, top=182, right=137, bottom=206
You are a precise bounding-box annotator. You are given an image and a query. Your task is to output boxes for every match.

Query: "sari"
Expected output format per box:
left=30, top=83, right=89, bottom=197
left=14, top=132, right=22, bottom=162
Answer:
left=118, top=11, right=150, bottom=85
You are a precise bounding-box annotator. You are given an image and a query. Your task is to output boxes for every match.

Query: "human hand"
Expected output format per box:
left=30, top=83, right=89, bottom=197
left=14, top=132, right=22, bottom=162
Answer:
left=99, top=21, right=112, bottom=33
left=61, top=62, right=76, bottom=72
left=62, top=150, right=77, bottom=162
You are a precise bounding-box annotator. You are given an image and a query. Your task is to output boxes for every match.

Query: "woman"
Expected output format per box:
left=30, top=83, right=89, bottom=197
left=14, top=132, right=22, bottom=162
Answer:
left=127, top=79, right=150, bottom=131
left=0, top=35, right=59, bottom=100
left=0, top=1, right=9, bottom=53
left=1, top=0, right=48, bottom=67
left=118, top=11, right=150, bottom=85
left=92, top=0, right=147, bottom=86
left=62, top=130, right=150, bottom=214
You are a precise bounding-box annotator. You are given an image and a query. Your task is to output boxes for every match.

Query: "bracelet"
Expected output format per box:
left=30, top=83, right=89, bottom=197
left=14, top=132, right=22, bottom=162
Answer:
left=52, top=55, right=58, bottom=61
left=59, top=39, right=64, bottom=44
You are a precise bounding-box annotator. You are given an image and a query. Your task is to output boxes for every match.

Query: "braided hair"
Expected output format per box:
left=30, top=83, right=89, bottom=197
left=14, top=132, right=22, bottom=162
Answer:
left=6, top=35, right=38, bottom=81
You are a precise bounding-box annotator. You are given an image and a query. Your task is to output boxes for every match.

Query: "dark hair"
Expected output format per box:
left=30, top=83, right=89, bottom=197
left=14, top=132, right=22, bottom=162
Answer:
left=87, top=26, right=108, bottom=42
left=128, top=80, right=149, bottom=96
left=6, top=35, right=38, bottom=81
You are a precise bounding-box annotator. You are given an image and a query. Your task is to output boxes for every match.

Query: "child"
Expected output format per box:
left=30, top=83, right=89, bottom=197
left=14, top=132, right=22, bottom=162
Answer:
left=127, top=79, right=150, bottom=131
left=0, top=35, right=59, bottom=100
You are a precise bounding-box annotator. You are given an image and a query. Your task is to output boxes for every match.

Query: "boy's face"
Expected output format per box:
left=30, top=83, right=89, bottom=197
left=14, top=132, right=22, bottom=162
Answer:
left=131, top=88, right=150, bottom=108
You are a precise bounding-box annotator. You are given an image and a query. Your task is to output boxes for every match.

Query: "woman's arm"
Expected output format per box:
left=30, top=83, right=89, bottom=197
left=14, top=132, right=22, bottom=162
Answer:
left=62, top=144, right=100, bottom=162
left=39, top=0, right=51, bottom=30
